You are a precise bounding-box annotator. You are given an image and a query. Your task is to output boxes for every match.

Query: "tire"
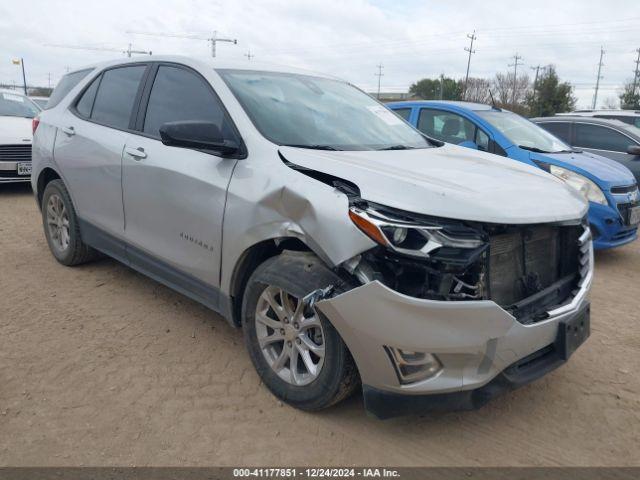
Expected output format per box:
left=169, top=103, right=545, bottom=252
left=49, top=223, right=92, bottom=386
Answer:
left=41, top=179, right=98, bottom=266
left=242, top=252, right=360, bottom=411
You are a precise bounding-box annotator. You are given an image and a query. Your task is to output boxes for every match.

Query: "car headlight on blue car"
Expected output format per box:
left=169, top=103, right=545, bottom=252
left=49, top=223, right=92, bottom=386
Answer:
left=537, top=163, right=608, bottom=206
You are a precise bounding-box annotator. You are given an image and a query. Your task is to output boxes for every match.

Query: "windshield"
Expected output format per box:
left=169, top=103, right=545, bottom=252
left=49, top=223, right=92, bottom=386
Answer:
left=477, top=110, right=570, bottom=153
left=0, top=91, right=41, bottom=118
left=218, top=69, right=430, bottom=151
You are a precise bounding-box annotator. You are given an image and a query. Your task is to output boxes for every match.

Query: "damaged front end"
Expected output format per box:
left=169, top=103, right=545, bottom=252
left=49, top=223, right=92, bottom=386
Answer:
left=342, top=199, right=588, bottom=325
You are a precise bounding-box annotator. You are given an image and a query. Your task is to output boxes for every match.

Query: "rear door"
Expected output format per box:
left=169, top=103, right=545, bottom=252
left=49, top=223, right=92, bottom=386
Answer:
left=121, top=63, right=240, bottom=297
left=53, top=64, right=148, bottom=245
left=573, top=122, right=640, bottom=182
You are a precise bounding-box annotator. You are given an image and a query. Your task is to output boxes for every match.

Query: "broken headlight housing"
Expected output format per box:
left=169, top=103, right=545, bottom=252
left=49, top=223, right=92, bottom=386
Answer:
left=347, top=203, right=489, bottom=301
left=348, top=205, right=484, bottom=259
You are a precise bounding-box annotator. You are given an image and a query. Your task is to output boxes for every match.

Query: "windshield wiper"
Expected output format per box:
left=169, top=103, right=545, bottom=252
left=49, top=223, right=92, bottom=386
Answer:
left=518, top=145, right=551, bottom=154
left=378, top=145, right=416, bottom=151
left=282, top=144, right=342, bottom=151
left=555, top=149, right=583, bottom=154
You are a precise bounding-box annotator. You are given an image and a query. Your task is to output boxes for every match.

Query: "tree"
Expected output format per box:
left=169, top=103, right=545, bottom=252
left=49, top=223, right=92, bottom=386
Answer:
left=619, top=79, right=640, bottom=109
left=525, top=66, right=576, bottom=116
left=409, top=76, right=462, bottom=100
left=492, top=72, right=530, bottom=114
left=462, top=77, right=492, bottom=104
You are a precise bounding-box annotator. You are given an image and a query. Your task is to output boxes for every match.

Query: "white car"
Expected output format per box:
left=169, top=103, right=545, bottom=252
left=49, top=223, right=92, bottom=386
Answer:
left=30, top=96, right=49, bottom=110
left=0, top=89, right=40, bottom=183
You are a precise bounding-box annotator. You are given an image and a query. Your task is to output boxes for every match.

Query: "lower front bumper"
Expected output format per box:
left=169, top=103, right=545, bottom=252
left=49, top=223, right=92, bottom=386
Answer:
left=316, top=257, right=592, bottom=417
left=589, top=201, right=638, bottom=250
left=362, top=322, right=580, bottom=419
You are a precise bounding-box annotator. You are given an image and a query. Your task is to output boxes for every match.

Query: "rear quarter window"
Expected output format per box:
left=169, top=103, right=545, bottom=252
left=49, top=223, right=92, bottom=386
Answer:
left=46, top=69, right=93, bottom=109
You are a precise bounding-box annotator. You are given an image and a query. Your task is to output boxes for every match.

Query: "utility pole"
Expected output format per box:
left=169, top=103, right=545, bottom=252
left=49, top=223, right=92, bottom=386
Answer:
left=592, top=47, right=605, bottom=109
left=632, top=48, right=640, bottom=97
left=375, top=63, right=384, bottom=99
left=463, top=30, right=477, bottom=99
left=244, top=49, right=254, bottom=60
left=47, top=72, right=51, bottom=89
left=530, top=65, right=543, bottom=116
left=508, top=53, right=524, bottom=106
left=20, top=58, right=27, bottom=95
left=439, top=73, right=445, bottom=100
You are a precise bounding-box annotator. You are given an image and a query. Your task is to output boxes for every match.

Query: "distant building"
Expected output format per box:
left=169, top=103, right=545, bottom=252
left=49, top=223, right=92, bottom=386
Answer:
left=368, top=92, right=417, bottom=103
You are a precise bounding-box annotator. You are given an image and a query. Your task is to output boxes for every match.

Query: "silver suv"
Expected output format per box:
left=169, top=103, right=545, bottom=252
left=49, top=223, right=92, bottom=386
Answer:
left=32, top=56, right=592, bottom=418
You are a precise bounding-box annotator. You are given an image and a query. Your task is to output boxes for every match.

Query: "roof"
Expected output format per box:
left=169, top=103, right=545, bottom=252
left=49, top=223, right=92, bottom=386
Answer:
left=557, top=109, right=640, bottom=117
left=387, top=99, right=501, bottom=111
left=64, top=55, right=343, bottom=81
left=532, top=116, right=640, bottom=138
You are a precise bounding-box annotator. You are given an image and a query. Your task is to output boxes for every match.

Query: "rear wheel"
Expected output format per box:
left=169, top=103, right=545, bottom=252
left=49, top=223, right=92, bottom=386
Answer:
left=242, top=253, right=359, bottom=410
left=41, top=179, right=98, bottom=266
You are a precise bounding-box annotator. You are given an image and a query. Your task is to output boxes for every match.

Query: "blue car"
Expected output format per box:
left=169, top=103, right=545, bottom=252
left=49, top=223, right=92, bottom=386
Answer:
left=388, top=101, right=640, bottom=250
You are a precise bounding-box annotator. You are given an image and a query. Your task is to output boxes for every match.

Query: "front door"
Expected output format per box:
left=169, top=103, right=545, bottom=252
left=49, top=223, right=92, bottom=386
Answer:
left=122, top=64, right=240, bottom=302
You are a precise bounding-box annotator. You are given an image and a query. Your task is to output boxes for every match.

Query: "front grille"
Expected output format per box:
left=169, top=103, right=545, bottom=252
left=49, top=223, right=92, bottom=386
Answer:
left=611, top=184, right=638, bottom=195
left=0, top=144, right=32, bottom=162
left=488, top=224, right=583, bottom=322
left=617, top=201, right=640, bottom=225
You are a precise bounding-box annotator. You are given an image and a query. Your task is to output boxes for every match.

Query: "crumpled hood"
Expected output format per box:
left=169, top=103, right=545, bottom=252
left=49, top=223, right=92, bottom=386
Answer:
left=0, top=116, right=32, bottom=145
left=532, top=150, right=636, bottom=186
left=280, top=144, right=588, bottom=224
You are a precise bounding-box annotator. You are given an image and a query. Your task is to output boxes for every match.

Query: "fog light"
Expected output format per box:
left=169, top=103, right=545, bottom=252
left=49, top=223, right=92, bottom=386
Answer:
left=384, top=346, right=442, bottom=384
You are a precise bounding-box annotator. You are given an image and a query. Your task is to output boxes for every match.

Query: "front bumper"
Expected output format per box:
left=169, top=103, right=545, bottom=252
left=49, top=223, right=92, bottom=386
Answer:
left=316, top=234, right=593, bottom=418
left=0, top=161, right=31, bottom=183
left=589, top=201, right=637, bottom=250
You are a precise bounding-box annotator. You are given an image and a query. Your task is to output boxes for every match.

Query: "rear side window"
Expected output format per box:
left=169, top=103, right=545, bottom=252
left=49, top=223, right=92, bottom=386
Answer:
left=539, top=122, right=571, bottom=143
left=574, top=123, right=632, bottom=153
left=90, top=66, right=146, bottom=130
left=75, top=76, right=100, bottom=118
left=46, top=69, right=93, bottom=109
left=392, top=108, right=411, bottom=121
left=142, top=65, right=235, bottom=139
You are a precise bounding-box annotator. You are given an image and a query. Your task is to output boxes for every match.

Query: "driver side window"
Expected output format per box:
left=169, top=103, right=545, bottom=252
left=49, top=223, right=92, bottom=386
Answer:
left=417, top=109, right=475, bottom=144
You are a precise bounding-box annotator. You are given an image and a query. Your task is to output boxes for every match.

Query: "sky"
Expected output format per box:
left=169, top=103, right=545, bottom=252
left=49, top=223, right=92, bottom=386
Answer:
left=1, top=0, right=638, bottom=108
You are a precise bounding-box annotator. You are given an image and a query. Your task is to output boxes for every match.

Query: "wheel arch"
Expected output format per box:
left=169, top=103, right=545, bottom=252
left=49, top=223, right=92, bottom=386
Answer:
left=36, top=167, right=62, bottom=209
left=228, top=237, right=312, bottom=327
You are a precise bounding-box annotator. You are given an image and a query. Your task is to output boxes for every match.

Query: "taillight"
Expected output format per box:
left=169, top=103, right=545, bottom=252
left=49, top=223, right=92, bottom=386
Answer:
left=32, top=116, right=40, bottom=135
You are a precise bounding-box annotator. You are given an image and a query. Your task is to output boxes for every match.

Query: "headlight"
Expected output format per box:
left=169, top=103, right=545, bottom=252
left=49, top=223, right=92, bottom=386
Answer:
left=348, top=205, right=484, bottom=258
left=547, top=165, right=608, bottom=206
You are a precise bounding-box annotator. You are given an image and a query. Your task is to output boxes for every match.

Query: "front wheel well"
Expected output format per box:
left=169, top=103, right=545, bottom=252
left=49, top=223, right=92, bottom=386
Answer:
left=36, top=167, right=61, bottom=208
left=228, top=237, right=311, bottom=327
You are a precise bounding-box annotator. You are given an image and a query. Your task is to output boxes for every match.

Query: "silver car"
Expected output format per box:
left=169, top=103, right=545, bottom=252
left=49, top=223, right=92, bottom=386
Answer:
left=32, top=56, right=592, bottom=418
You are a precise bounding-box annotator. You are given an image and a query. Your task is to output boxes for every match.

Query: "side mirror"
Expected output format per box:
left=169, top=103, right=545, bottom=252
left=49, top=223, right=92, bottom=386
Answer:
left=458, top=140, right=479, bottom=150
left=627, top=145, right=640, bottom=156
left=159, top=121, right=239, bottom=156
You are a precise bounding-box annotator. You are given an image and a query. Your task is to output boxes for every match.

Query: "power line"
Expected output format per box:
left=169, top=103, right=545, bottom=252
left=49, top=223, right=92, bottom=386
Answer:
left=375, top=63, right=384, bottom=99
left=592, top=47, right=605, bottom=109
left=45, top=43, right=152, bottom=57
left=127, top=30, right=236, bottom=57
left=508, top=53, right=524, bottom=105
left=463, top=30, right=477, bottom=98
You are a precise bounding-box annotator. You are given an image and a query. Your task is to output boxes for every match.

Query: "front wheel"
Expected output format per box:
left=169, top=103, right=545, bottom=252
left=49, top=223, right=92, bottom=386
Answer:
left=242, top=253, right=359, bottom=411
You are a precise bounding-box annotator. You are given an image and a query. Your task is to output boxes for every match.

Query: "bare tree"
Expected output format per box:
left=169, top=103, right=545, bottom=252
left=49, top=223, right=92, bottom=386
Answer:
left=492, top=72, right=531, bottom=112
left=463, top=77, right=492, bottom=103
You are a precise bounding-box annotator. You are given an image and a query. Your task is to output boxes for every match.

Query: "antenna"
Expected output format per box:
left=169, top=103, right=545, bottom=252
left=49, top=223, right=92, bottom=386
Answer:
left=127, top=30, right=237, bottom=57
left=45, top=43, right=152, bottom=57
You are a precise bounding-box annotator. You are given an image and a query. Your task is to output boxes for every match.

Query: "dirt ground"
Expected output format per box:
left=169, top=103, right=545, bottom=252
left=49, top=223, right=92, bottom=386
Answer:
left=0, top=182, right=639, bottom=467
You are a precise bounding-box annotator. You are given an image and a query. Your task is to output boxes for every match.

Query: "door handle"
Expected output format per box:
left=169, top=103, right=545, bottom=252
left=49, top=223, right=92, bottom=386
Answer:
left=125, top=146, right=147, bottom=160
left=61, top=126, right=75, bottom=136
